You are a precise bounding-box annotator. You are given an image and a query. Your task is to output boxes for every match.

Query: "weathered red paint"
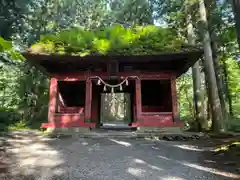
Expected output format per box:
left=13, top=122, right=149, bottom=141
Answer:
left=171, top=76, right=180, bottom=122
left=129, top=111, right=183, bottom=127
left=132, top=92, right=137, bottom=123
left=85, top=78, right=92, bottom=122
left=140, top=113, right=172, bottom=126
left=58, top=107, right=84, bottom=113
left=135, top=78, right=142, bottom=123
left=42, top=71, right=184, bottom=129
left=42, top=114, right=95, bottom=128
left=91, top=97, right=99, bottom=122
left=142, top=106, right=166, bottom=112
left=131, top=121, right=184, bottom=127
left=48, top=78, right=58, bottom=123
left=57, top=94, right=84, bottom=113
left=53, top=72, right=174, bottom=81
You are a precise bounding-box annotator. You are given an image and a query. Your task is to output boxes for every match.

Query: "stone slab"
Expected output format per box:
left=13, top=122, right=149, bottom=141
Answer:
left=136, top=127, right=182, bottom=133
left=45, top=127, right=91, bottom=136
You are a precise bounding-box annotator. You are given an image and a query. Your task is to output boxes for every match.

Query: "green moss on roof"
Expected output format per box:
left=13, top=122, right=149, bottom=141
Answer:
left=29, top=24, right=199, bottom=56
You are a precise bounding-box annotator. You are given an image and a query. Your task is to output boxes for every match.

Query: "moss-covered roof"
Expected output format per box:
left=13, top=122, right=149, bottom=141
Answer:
left=28, top=25, right=200, bottom=56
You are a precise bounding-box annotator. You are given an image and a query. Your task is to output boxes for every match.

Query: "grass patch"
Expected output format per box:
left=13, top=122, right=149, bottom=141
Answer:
left=7, top=122, right=30, bottom=131
left=214, top=141, right=240, bottom=152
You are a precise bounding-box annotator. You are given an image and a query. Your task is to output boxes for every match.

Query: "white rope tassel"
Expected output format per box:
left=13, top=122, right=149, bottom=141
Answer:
left=119, top=84, right=123, bottom=91
left=97, top=79, right=101, bottom=85
left=103, top=85, right=107, bottom=92
left=89, top=76, right=139, bottom=92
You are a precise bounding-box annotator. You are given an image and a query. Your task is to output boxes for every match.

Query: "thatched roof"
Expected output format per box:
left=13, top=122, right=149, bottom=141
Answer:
left=24, top=25, right=203, bottom=76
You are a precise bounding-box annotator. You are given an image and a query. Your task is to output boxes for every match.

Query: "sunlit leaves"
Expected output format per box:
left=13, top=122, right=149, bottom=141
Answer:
left=226, top=58, right=240, bottom=101
left=29, top=24, right=197, bottom=56
left=92, top=39, right=111, bottom=54
left=0, top=36, right=24, bottom=61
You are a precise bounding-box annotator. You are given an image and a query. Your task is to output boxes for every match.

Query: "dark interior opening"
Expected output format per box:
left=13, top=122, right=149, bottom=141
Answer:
left=91, top=79, right=135, bottom=127
left=58, top=81, right=85, bottom=107
left=141, top=80, right=172, bottom=112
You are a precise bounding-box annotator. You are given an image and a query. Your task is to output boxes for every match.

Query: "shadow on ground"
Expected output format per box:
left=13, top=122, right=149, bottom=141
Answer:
left=1, top=131, right=240, bottom=180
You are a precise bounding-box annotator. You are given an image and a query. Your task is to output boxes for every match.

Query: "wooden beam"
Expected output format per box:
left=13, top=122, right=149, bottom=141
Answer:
left=177, top=57, right=199, bottom=77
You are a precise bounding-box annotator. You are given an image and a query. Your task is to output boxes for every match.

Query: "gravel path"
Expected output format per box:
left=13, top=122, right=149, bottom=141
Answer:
left=1, top=131, right=240, bottom=180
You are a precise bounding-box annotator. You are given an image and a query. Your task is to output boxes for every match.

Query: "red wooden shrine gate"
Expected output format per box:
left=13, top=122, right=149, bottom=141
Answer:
left=23, top=52, right=203, bottom=129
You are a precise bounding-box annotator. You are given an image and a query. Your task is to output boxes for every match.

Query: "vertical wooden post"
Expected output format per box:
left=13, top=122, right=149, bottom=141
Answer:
left=135, top=78, right=142, bottom=122
left=171, top=76, right=180, bottom=122
left=85, top=79, right=92, bottom=122
left=48, top=78, right=58, bottom=124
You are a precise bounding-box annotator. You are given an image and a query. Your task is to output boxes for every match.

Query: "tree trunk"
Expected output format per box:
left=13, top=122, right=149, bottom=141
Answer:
left=232, top=0, right=240, bottom=50
left=192, top=62, right=205, bottom=131
left=211, top=33, right=228, bottom=126
left=186, top=9, right=205, bottom=131
left=198, top=0, right=223, bottom=132
left=206, top=0, right=229, bottom=127
left=203, top=63, right=212, bottom=130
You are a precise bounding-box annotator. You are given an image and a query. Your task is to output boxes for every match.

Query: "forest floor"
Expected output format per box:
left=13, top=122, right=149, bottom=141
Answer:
left=190, top=134, right=240, bottom=173
left=0, top=130, right=239, bottom=180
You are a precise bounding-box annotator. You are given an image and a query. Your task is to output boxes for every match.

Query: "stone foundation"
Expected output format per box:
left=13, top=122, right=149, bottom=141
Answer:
left=44, top=126, right=186, bottom=138
left=45, top=127, right=91, bottom=136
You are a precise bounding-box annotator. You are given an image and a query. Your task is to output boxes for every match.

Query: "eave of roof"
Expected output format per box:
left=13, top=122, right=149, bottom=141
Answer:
left=23, top=49, right=204, bottom=77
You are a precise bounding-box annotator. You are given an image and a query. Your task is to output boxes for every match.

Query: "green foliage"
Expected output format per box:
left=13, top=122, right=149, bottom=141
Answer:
left=16, top=63, right=49, bottom=128
left=8, top=122, right=30, bottom=131
left=0, top=37, right=12, bottom=51
left=0, top=36, right=48, bottom=131
left=225, top=57, right=240, bottom=117
left=177, top=72, right=194, bottom=119
left=228, top=118, right=240, bottom=132
left=0, top=0, right=31, bottom=39
left=0, top=60, right=49, bottom=131
left=109, top=0, right=154, bottom=26
left=0, top=106, right=23, bottom=132
left=0, top=36, right=24, bottom=60
left=29, top=25, right=197, bottom=56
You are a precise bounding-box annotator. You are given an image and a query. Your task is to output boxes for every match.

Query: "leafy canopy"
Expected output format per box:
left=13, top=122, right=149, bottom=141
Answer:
left=29, top=25, right=198, bottom=56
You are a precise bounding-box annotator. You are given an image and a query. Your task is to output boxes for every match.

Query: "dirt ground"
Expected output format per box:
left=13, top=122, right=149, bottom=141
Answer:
left=188, top=135, right=240, bottom=174
left=0, top=131, right=239, bottom=180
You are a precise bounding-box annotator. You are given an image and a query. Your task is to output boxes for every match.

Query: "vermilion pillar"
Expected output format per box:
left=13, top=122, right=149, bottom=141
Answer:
left=85, top=79, right=92, bottom=122
left=135, top=78, right=142, bottom=122
left=48, top=78, right=58, bottom=124
left=171, top=76, right=180, bottom=122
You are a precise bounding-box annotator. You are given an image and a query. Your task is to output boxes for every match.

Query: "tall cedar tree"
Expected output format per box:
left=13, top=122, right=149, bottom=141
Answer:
left=185, top=1, right=205, bottom=131
left=198, top=0, right=224, bottom=132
